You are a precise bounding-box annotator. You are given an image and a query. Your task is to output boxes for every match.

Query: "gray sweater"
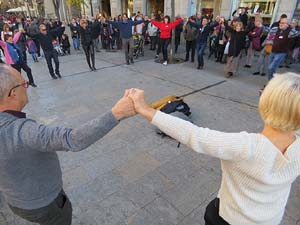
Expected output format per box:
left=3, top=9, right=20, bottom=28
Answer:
left=0, top=111, right=119, bottom=210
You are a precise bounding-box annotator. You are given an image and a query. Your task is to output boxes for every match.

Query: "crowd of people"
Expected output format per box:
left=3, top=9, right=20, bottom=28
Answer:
left=1, top=10, right=300, bottom=85
left=1, top=8, right=300, bottom=225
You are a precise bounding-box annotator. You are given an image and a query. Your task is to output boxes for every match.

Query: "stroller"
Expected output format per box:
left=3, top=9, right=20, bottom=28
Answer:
left=133, top=34, right=144, bottom=59
left=52, top=39, right=64, bottom=56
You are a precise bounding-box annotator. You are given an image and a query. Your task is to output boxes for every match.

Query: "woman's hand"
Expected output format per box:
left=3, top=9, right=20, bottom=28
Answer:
left=128, top=88, right=156, bottom=122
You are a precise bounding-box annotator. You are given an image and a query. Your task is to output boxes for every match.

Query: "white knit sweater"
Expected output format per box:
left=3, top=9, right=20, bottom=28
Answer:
left=151, top=111, right=300, bottom=225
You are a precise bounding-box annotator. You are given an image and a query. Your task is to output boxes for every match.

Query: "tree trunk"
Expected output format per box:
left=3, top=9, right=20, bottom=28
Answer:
left=90, top=0, right=94, bottom=16
left=169, top=0, right=175, bottom=62
left=52, top=0, right=61, bottom=19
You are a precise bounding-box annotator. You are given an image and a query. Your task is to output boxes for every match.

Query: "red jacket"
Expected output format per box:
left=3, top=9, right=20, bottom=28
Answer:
left=150, top=18, right=182, bottom=39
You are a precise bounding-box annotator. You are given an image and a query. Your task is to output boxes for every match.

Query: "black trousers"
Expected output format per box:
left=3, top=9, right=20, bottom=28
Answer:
left=12, top=62, right=34, bottom=84
left=204, top=198, right=230, bottom=225
left=44, top=50, right=60, bottom=77
left=156, top=37, right=162, bottom=55
left=161, top=38, right=171, bottom=61
left=82, top=43, right=95, bottom=69
left=33, top=38, right=41, bottom=57
left=9, top=189, right=72, bottom=225
left=149, top=36, right=157, bottom=50
left=175, top=34, right=181, bottom=53
left=185, top=40, right=196, bottom=61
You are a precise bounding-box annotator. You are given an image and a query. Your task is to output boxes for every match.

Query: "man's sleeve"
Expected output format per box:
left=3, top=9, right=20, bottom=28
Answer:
left=17, top=111, right=119, bottom=152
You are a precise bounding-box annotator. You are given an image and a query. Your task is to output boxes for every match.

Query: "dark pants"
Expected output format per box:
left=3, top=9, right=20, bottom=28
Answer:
left=44, top=50, right=60, bottom=77
left=9, top=190, right=72, bottom=225
left=204, top=198, right=229, bottom=225
left=33, top=39, right=41, bottom=57
left=175, top=34, right=181, bottom=53
left=12, top=62, right=34, bottom=84
left=150, top=36, right=157, bottom=50
left=161, top=38, right=171, bottom=61
left=83, top=43, right=95, bottom=69
left=185, top=40, right=196, bottom=61
left=197, top=42, right=207, bottom=66
left=156, top=37, right=162, bottom=55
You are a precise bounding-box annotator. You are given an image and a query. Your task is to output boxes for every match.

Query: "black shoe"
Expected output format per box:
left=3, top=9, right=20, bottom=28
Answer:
left=253, top=72, right=260, bottom=75
left=51, top=74, right=57, bottom=79
left=285, top=65, right=290, bottom=68
left=56, top=73, right=62, bottom=78
left=244, top=65, right=251, bottom=68
left=92, top=66, right=96, bottom=71
left=126, top=60, right=130, bottom=65
left=30, top=82, right=37, bottom=87
left=261, top=73, right=266, bottom=76
left=130, top=59, right=134, bottom=64
left=197, top=64, right=203, bottom=70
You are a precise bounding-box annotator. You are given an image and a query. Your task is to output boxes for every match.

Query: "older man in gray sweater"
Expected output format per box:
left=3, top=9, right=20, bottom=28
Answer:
left=0, top=64, right=136, bottom=225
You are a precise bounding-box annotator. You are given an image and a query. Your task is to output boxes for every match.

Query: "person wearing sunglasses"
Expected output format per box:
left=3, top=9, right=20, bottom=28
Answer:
left=0, top=64, right=136, bottom=225
left=26, top=23, right=65, bottom=79
left=0, top=32, right=37, bottom=87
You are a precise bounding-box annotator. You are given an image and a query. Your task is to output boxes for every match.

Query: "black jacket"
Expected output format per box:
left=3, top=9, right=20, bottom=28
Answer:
left=27, top=27, right=65, bottom=52
left=191, top=21, right=219, bottom=44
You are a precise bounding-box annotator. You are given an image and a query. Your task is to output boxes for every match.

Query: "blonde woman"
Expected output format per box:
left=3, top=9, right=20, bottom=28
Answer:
left=224, top=21, right=246, bottom=77
left=128, top=72, right=300, bottom=225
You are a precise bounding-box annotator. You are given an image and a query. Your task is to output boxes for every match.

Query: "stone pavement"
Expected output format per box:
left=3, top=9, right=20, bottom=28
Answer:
left=0, top=44, right=299, bottom=225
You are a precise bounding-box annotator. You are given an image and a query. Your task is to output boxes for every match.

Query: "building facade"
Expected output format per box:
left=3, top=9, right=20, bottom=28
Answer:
left=108, top=0, right=299, bottom=25
left=43, top=0, right=300, bottom=25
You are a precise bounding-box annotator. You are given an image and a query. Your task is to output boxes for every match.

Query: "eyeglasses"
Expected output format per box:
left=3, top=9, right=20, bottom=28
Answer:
left=8, top=81, right=29, bottom=97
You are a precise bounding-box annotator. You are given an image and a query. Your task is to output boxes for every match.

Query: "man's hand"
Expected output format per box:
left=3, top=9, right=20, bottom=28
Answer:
left=128, top=88, right=156, bottom=122
left=112, top=90, right=136, bottom=121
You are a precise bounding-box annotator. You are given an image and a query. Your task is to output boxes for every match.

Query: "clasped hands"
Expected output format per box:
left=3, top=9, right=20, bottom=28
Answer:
left=111, top=89, right=156, bottom=122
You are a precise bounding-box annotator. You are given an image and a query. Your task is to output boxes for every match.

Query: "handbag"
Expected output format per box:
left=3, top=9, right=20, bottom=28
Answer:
left=264, top=43, right=272, bottom=55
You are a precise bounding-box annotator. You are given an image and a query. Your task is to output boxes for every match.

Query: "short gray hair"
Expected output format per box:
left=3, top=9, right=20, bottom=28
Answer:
left=0, top=65, right=17, bottom=101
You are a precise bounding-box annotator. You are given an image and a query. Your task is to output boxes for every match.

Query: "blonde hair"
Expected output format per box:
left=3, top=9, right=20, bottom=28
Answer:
left=259, top=73, right=300, bottom=132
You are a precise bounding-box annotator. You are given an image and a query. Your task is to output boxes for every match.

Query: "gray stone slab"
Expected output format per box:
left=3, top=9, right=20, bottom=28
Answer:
left=157, top=152, right=201, bottom=185
left=162, top=170, right=220, bottom=216
left=144, top=197, right=184, bottom=225
left=114, top=152, right=161, bottom=183
left=80, top=193, right=139, bottom=225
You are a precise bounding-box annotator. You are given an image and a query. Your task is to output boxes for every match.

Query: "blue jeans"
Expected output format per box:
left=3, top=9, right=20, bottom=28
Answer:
left=197, top=42, right=207, bottom=66
left=268, top=52, right=287, bottom=80
left=72, top=37, right=80, bottom=50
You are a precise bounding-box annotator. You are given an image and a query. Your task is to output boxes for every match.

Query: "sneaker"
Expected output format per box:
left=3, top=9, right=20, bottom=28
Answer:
left=163, top=61, right=167, bottom=65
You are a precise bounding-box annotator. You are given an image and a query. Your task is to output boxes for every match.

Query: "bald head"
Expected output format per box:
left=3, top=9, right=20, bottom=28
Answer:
left=0, top=65, right=18, bottom=102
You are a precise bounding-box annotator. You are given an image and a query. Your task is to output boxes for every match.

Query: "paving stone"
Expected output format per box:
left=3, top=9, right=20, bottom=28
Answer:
left=81, top=193, right=139, bottom=225
left=143, top=197, right=184, bottom=225
left=157, top=152, right=202, bottom=185
left=162, top=170, right=220, bottom=216
left=114, top=152, right=161, bottom=183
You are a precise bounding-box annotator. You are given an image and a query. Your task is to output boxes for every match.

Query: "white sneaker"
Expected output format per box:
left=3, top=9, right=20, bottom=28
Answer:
left=163, top=61, right=168, bottom=65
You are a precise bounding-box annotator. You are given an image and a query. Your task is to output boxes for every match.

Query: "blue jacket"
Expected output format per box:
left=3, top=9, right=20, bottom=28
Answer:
left=7, top=42, right=22, bottom=64
left=108, top=19, right=144, bottom=39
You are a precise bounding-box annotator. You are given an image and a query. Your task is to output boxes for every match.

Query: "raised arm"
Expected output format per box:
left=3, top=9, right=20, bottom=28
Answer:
left=169, top=18, right=183, bottom=29
left=132, top=19, right=144, bottom=26
left=151, top=111, right=253, bottom=161
left=17, top=91, right=136, bottom=152
left=150, top=20, right=163, bottom=29
left=13, top=31, right=22, bottom=44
